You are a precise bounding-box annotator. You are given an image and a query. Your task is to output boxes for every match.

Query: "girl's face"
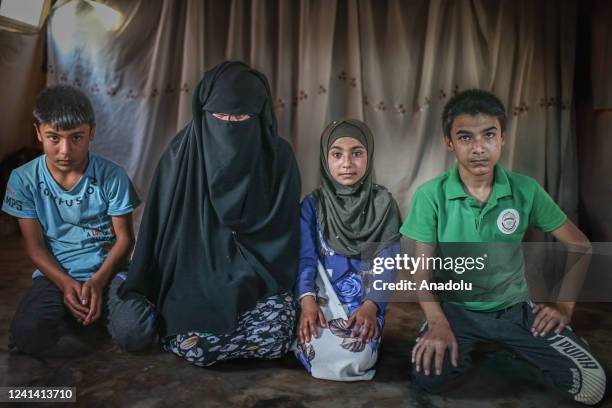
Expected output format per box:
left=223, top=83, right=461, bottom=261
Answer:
left=327, top=136, right=368, bottom=186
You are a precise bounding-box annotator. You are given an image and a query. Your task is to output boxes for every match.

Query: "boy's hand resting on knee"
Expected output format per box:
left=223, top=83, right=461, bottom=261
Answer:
left=299, top=295, right=327, bottom=343
left=531, top=302, right=574, bottom=337
left=347, top=300, right=379, bottom=342
left=412, top=318, right=459, bottom=376
left=60, top=277, right=89, bottom=322
left=80, top=275, right=106, bottom=326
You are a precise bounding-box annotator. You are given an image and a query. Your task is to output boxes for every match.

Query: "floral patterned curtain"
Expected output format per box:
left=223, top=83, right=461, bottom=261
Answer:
left=45, top=0, right=578, bottom=223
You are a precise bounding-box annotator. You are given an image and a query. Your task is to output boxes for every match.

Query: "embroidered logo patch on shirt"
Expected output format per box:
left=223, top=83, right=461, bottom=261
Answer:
left=497, top=208, right=520, bottom=234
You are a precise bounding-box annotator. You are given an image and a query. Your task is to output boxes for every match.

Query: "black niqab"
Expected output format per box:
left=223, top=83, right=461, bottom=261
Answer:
left=119, top=61, right=301, bottom=335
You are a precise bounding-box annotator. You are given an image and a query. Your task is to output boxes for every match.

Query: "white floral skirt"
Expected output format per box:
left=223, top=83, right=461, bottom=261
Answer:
left=293, top=262, right=383, bottom=381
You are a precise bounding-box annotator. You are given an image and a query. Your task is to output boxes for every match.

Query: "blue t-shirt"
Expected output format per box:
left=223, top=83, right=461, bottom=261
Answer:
left=2, top=153, right=141, bottom=281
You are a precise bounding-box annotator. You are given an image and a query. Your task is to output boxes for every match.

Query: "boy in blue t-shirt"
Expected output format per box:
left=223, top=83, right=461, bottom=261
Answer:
left=2, top=85, right=156, bottom=354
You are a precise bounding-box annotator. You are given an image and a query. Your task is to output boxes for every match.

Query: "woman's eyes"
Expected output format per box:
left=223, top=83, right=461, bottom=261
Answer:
left=231, top=114, right=251, bottom=121
left=212, top=113, right=251, bottom=122
left=212, top=113, right=230, bottom=121
left=352, top=150, right=364, bottom=157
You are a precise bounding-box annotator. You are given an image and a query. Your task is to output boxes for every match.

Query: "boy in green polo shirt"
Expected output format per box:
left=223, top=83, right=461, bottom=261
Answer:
left=402, top=89, right=608, bottom=405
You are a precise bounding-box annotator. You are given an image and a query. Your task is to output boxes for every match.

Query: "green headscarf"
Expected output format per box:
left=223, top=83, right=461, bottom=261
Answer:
left=313, top=118, right=401, bottom=257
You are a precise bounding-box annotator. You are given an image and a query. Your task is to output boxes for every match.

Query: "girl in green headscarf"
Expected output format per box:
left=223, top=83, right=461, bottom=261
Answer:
left=293, top=118, right=401, bottom=381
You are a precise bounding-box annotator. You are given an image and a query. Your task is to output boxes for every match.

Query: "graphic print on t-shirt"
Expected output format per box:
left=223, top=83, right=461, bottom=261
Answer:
left=1, top=154, right=140, bottom=281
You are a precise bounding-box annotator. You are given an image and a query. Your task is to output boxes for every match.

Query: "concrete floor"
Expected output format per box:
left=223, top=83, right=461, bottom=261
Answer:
left=1, top=235, right=611, bottom=407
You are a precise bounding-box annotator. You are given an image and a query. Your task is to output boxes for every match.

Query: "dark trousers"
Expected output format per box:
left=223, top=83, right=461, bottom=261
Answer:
left=10, top=274, right=157, bottom=354
left=413, top=301, right=609, bottom=406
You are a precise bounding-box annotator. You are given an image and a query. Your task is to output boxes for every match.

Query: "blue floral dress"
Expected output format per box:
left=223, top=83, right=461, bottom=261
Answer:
left=294, top=194, right=399, bottom=380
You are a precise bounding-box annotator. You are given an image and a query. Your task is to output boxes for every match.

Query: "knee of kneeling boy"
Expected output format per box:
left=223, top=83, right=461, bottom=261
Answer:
left=108, top=303, right=157, bottom=351
left=412, top=368, right=457, bottom=394
left=110, top=319, right=157, bottom=351
left=10, top=318, right=60, bottom=354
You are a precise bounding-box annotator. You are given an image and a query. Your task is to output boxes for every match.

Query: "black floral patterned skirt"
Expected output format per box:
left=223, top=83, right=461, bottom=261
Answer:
left=162, top=292, right=295, bottom=367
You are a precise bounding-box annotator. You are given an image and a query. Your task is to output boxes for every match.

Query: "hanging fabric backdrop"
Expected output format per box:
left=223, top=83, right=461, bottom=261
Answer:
left=581, top=0, right=612, bottom=240
left=45, top=0, right=578, bottom=223
left=0, top=29, right=44, bottom=161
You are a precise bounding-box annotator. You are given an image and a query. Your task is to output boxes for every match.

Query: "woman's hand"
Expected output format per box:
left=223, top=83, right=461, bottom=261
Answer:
left=299, top=295, right=327, bottom=343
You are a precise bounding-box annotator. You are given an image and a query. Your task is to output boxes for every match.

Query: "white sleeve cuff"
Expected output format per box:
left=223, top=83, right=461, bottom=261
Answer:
left=298, top=292, right=316, bottom=301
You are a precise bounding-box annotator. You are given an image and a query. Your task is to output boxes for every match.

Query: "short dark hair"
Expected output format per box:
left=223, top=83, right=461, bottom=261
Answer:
left=33, top=85, right=95, bottom=130
left=442, top=89, right=506, bottom=138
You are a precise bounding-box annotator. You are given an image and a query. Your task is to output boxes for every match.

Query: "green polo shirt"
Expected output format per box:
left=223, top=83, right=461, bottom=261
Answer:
left=400, top=163, right=567, bottom=311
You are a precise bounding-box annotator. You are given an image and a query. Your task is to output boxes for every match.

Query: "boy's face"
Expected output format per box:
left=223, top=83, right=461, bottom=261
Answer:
left=445, top=113, right=505, bottom=178
left=35, top=123, right=94, bottom=174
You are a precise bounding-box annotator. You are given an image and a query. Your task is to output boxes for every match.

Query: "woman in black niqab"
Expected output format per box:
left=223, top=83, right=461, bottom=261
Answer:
left=119, top=61, right=301, bottom=365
